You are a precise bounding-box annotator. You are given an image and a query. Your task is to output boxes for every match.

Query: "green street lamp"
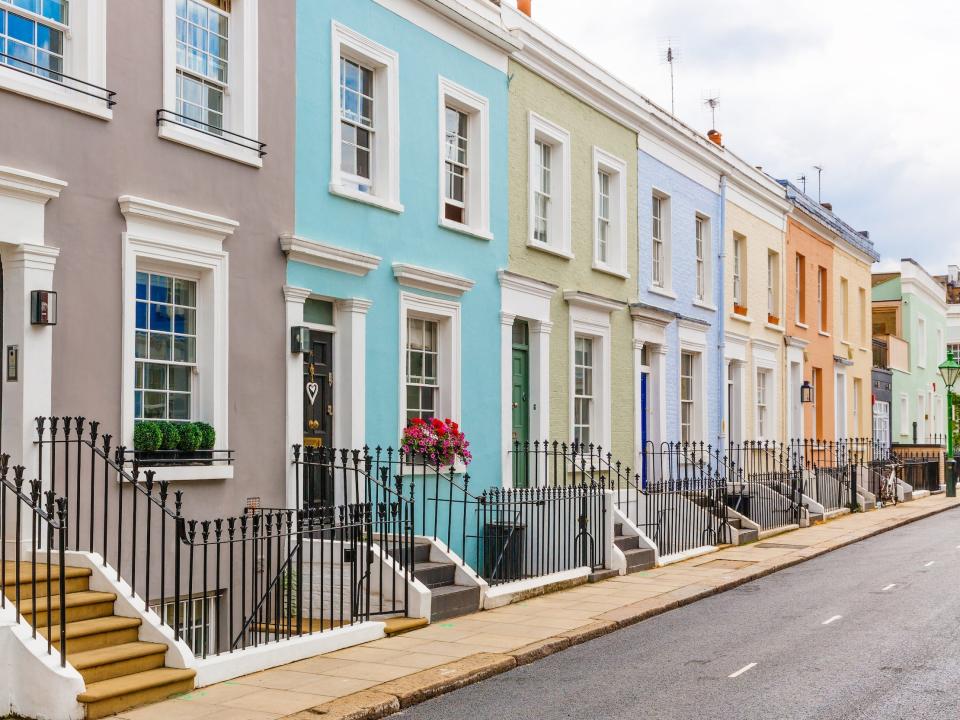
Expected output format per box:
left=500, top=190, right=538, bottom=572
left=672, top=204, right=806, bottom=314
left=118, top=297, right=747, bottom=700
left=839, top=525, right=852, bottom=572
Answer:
left=937, top=351, right=960, bottom=497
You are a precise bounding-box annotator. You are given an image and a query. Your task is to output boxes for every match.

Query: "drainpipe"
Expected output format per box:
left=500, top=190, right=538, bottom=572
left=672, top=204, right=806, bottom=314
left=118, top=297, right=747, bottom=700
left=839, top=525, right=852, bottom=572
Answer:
left=717, top=173, right=727, bottom=449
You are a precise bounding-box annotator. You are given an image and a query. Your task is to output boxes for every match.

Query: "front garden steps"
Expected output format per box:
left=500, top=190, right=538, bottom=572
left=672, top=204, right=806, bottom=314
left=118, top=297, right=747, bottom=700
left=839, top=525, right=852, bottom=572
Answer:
left=4, top=561, right=195, bottom=719
left=412, top=539, right=480, bottom=621
left=613, top=522, right=656, bottom=573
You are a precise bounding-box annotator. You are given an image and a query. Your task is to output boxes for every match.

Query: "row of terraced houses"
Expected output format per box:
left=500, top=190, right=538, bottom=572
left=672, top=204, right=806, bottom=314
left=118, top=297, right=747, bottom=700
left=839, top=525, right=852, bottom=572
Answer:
left=0, top=1, right=953, bottom=718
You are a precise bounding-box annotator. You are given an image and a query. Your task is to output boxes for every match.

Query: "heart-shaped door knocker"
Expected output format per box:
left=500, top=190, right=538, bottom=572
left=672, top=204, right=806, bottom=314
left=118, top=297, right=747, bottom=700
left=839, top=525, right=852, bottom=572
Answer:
left=305, top=382, right=320, bottom=406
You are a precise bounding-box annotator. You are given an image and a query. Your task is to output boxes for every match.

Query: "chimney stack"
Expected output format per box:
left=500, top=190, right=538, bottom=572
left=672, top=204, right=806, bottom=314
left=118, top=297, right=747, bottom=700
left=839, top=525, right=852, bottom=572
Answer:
left=517, top=0, right=531, bottom=16
left=858, top=230, right=870, bottom=240
left=707, top=129, right=722, bottom=146
left=821, top=202, right=833, bottom=212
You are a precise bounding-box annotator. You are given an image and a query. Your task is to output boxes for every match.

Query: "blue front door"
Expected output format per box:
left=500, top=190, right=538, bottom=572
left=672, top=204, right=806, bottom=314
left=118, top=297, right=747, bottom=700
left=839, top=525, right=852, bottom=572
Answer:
left=640, top=372, right=649, bottom=488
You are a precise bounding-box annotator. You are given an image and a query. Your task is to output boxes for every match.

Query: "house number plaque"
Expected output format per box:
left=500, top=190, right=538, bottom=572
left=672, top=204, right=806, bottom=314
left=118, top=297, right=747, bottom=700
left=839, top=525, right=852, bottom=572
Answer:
left=6, top=345, right=17, bottom=382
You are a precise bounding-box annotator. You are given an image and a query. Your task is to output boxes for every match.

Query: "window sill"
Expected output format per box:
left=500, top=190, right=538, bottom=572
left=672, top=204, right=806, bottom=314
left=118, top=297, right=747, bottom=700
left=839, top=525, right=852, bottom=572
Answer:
left=859, top=346, right=869, bottom=353
left=840, top=340, right=852, bottom=347
left=526, top=240, right=574, bottom=260
left=729, top=312, right=753, bottom=325
left=329, top=183, right=404, bottom=213
left=439, top=218, right=493, bottom=241
left=647, top=285, right=677, bottom=300
left=818, top=330, right=831, bottom=338
left=592, top=262, right=630, bottom=280
left=795, top=321, right=809, bottom=329
left=691, top=299, right=717, bottom=312
left=0, top=66, right=113, bottom=120
left=159, top=122, right=263, bottom=168
left=765, top=322, right=785, bottom=333
left=129, top=464, right=234, bottom=483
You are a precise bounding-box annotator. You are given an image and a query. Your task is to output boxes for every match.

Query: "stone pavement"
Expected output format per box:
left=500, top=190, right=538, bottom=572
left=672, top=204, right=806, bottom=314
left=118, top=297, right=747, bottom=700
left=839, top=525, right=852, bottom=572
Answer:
left=104, top=494, right=960, bottom=720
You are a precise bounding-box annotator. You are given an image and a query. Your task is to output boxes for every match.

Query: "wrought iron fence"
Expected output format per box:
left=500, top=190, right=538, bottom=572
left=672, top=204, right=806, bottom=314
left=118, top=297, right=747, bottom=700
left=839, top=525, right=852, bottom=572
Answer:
left=31, top=417, right=407, bottom=659
left=0, top=457, right=68, bottom=666
left=724, top=442, right=805, bottom=530
left=509, top=441, right=730, bottom=558
left=898, top=455, right=941, bottom=493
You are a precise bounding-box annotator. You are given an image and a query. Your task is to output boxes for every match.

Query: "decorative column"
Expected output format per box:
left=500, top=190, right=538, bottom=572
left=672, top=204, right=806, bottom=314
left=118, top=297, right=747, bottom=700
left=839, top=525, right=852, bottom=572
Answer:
left=500, top=312, right=515, bottom=488
left=336, top=298, right=372, bottom=455
left=633, top=338, right=645, bottom=461
left=283, top=285, right=311, bottom=508
left=530, top=319, right=552, bottom=444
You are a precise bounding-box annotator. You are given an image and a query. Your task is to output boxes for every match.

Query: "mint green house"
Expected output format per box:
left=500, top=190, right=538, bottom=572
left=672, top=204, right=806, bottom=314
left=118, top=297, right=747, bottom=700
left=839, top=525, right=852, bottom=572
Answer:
left=872, top=260, right=948, bottom=445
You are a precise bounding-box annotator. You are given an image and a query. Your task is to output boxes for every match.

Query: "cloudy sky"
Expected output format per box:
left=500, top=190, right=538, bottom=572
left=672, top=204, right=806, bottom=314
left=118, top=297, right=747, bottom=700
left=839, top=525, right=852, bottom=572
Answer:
left=510, top=0, right=960, bottom=272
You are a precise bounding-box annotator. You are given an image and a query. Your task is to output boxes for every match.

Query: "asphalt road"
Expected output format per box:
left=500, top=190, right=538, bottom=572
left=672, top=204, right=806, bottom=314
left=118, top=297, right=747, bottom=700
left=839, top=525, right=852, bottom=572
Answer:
left=392, top=508, right=960, bottom=720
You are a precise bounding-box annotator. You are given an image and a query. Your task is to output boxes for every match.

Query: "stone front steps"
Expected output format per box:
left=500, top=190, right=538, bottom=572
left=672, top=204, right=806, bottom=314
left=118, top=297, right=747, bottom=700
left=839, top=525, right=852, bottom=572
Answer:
left=4, top=561, right=195, bottom=719
left=411, top=539, right=480, bottom=622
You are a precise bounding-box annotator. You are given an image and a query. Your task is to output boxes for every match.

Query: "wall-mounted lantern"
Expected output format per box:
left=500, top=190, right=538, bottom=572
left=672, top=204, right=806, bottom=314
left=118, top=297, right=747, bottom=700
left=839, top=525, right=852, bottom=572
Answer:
left=290, top=325, right=311, bottom=354
left=30, top=290, right=57, bottom=325
left=800, top=380, right=814, bottom=404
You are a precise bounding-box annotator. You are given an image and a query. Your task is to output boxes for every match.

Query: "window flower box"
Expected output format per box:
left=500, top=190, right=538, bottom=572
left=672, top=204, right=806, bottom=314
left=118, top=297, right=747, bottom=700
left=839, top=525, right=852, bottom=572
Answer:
left=767, top=313, right=780, bottom=325
left=132, top=421, right=229, bottom=468
left=733, top=304, right=748, bottom=316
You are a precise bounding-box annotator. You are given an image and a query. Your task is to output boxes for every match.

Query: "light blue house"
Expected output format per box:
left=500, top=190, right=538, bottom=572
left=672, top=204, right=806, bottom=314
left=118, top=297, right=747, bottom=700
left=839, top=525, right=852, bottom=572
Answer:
left=632, top=133, right=726, bottom=451
left=281, top=0, right=519, bottom=506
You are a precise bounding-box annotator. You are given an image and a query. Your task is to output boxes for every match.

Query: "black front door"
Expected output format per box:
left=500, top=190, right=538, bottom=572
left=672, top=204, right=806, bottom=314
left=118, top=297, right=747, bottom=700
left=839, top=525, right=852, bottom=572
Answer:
left=303, top=332, right=333, bottom=506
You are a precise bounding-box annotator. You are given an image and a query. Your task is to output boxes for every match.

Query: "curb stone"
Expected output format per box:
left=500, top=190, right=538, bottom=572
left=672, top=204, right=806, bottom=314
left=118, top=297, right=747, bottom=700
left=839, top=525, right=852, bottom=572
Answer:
left=280, top=500, right=959, bottom=720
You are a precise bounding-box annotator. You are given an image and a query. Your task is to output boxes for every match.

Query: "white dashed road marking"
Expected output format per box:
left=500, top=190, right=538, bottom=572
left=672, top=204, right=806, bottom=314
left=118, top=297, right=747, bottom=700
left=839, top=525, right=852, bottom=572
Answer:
left=882, top=583, right=896, bottom=591
left=822, top=615, right=842, bottom=625
left=728, top=663, right=757, bottom=678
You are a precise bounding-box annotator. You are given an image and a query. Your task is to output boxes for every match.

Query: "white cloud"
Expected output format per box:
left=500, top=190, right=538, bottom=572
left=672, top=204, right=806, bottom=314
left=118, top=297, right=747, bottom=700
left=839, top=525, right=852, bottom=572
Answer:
left=509, top=0, right=960, bottom=272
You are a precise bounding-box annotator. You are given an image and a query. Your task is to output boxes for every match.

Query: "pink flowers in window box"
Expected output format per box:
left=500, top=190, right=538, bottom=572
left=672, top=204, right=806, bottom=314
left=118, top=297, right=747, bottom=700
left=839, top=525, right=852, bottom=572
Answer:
left=401, top=417, right=473, bottom=468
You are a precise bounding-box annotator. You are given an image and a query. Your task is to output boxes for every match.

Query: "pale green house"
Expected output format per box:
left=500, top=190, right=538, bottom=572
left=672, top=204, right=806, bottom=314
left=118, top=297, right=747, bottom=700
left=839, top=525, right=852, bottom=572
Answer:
left=872, top=259, right=948, bottom=445
left=498, top=6, right=639, bottom=485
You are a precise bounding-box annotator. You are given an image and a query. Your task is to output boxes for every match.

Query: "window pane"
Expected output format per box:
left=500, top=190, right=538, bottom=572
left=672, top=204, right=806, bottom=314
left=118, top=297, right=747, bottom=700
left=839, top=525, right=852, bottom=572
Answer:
left=150, top=274, right=172, bottom=303
left=11, top=0, right=40, bottom=15
left=135, top=331, right=148, bottom=359
left=136, top=301, right=148, bottom=330
left=169, top=393, right=190, bottom=420
left=41, top=0, right=67, bottom=24
left=174, top=279, right=196, bottom=307
left=135, top=362, right=144, bottom=389
left=145, top=363, right=167, bottom=390
left=169, top=365, right=191, bottom=392
left=174, top=336, right=196, bottom=363
left=174, top=307, right=195, bottom=335
left=134, top=391, right=143, bottom=419
left=143, top=392, right=166, bottom=419
left=7, top=13, right=33, bottom=44
left=149, top=333, right=172, bottom=361
left=150, top=303, right=172, bottom=332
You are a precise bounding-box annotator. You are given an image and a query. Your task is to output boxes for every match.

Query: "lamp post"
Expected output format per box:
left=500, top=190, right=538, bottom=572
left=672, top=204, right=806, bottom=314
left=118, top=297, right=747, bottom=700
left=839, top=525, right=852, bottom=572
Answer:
left=937, top=351, right=960, bottom=497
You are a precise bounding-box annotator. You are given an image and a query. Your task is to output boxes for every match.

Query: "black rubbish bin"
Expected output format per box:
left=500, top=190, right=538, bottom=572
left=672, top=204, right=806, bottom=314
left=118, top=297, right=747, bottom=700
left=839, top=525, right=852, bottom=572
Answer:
left=483, top=522, right=525, bottom=582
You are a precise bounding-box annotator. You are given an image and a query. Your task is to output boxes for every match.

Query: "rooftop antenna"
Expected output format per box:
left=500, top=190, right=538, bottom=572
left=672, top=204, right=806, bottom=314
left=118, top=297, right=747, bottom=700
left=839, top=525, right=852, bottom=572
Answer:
left=797, top=174, right=807, bottom=194
left=813, top=165, right=823, bottom=202
left=662, top=40, right=679, bottom=116
left=704, top=96, right=720, bottom=130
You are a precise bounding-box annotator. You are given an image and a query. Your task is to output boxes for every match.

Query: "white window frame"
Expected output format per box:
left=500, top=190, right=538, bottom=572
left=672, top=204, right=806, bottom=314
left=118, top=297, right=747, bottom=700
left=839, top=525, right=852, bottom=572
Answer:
left=899, top=393, right=909, bottom=436
left=853, top=377, right=861, bottom=434
left=650, top=191, right=672, bottom=292
left=859, top=287, right=868, bottom=346
left=567, top=295, right=614, bottom=451
left=398, top=292, right=461, bottom=440
left=917, top=316, right=926, bottom=368
left=795, top=253, right=805, bottom=325
left=527, top=112, right=571, bottom=258
left=732, top=234, right=744, bottom=306
left=936, top=328, right=943, bottom=370
left=330, top=21, right=401, bottom=212
left=572, top=334, right=595, bottom=447
left=161, top=0, right=261, bottom=167
left=694, top=214, right=712, bottom=305
left=678, top=321, right=708, bottom=444
left=840, top=277, right=849, bottom=341
left=591, top=147, right=628, bottom=277
left=119, top=195, right=234, bottom=481
left=756, top=368, right=770, bottom=440
left=437, top=76, right=490, bottom=241
left=0, top=0, right=109, bottom=118
left=151, top=593, right=217, bottom=657
left=817, top=266, right=826, bottom=332
left=680, top=351, right=697, bottom=444
left=767, top=251, right=780, bottom=320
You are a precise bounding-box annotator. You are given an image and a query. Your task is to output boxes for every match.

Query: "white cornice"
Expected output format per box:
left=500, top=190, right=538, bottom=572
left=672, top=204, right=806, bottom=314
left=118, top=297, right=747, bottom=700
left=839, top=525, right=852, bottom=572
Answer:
left=0, top=166, right=67, bottom=203
left=789, top=209, right=878, bottom=267
left=416, top=0, right=522, bottom=52
left=785, top=335, right=809, bottom=349
left=630, top=303, right=675, bottom=325
left=280, top=234, right=382, bottom=277
left=393, top=262, right=475, bottom=296
left=498, top=269, right=557, bottom=300
left=563, top=290, right=627, bottom=314
left=282, top=285, right=312, bottom=304
left=119, top=196, right=238, bottom=239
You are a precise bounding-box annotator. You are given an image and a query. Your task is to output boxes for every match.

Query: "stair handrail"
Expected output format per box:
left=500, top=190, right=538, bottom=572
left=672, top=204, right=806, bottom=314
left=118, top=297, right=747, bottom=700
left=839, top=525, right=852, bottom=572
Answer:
left=0, top=454, right=69, bottom=666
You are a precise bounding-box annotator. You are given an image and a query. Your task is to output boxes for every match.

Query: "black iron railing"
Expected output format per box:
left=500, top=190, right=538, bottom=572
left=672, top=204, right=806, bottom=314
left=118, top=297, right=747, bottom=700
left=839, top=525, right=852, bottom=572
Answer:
left=898, top=455, right=941, bottom=493
left=0, top=457, right=68, bottom=666
left=0, top=51, right=116, bottom=107
left=724, top=442, right=805, bottom=530
left=510, top=441, right=730, bottom=558
left=156, top=109, right=267, bottom=157
left=33, top=417, right=400, bottom=658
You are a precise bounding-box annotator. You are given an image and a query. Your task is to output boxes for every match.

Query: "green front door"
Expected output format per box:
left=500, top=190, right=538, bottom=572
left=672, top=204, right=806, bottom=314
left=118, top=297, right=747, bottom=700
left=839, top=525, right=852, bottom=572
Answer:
left=512, top=321, right=530, bottom=487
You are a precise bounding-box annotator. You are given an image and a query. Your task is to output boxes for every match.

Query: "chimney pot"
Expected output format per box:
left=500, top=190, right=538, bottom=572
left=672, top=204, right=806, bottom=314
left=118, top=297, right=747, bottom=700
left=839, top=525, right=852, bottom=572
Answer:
left=517, top=0, right=531, bottom=16
left=821, top=202, right=833, bottom=212
left=707, top=129, right=722, bottom=146
left=858, top=230, right=870, bottom=240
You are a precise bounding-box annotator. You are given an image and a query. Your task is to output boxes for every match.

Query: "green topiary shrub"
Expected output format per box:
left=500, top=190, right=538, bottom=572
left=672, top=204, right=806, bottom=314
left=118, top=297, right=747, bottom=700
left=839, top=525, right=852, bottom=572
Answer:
left=133, top=421, right=163, bottom=452
left=178, top=422, right=202, bottom=452
left=158, top=421, right=181, bottom=451
left=195, top=422, right=216, bottom=450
